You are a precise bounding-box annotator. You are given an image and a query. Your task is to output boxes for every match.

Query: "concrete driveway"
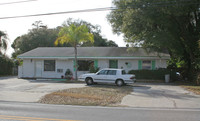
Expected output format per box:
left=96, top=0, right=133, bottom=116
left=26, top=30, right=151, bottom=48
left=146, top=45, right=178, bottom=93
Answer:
left=122, top=83, right=200, bottom=109
left=0, top=76, right=86, bottom=102
left=1, top=77, right=200, bottom=109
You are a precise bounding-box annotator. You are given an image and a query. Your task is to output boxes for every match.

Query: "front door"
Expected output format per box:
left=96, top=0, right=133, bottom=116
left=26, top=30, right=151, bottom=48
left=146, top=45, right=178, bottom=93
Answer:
left=35, top=61, right=42, bottom=77
left=109, top=60, right=118, bottom=68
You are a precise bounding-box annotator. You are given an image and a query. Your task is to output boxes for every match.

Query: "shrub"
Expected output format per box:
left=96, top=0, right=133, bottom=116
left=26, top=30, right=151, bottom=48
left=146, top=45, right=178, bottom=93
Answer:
left=128, top=69, right=177, bottom=80
left=65, top=69, right=72, bottom=76
left=89, top=66, right=99, bottom=73
left=65, top=69, right=73, bottom=80
left=0, top=56, right=14, bottom=75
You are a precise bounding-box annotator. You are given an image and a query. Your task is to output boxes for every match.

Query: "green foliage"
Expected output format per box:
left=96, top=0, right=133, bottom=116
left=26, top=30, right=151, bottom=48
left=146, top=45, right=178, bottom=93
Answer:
left=0, top=56, right=14, bottom=75
left=62, top=18, right=118, bottom=47
left=0, top=31, right=8, bottom=54
left=11, top=22, right=60, bottom=58
left=106, top=40, right=118, bottom=47
left=55, top=23, right=94, bottom=80
left=65, top=69, right=72, bottom=76
left=108, top=0, right=200, bottom=80
left=12, top=20, right=118, bottom=58
left=65, top=69, right=73, bottom=80
left=13, top=59, right=23, bottom=67
left=128, top=69, right=177, bottom=80
left=55, top=24, right=94, bottom=46
left=89, top=66, right=99, bottom=73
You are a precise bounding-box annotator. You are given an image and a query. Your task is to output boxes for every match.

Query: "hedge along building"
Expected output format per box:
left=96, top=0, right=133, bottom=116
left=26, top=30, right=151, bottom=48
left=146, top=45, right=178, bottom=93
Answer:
left=17, top=47, right=170, bottom=78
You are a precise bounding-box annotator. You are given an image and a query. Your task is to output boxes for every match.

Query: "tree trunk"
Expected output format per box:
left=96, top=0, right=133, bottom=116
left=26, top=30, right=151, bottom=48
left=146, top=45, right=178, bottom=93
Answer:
left=196, top=72, right=200, bottom=85
left=74, top=45, right=78, bottom=81
left=0, top=36, right=1, bottom=55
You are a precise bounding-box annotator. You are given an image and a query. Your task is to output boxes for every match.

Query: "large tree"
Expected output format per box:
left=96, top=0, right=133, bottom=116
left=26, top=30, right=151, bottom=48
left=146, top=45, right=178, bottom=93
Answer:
left=64, top=18, right=118, bottom=47
left=11, top=21, right=60, bottom=58
left=54, top=24, right=94, bottom=80
left=0, top=31, right=8, bottom=55
left=108, top=0, right=200, bottom=80
left=12, top=20, right=118, bottom=58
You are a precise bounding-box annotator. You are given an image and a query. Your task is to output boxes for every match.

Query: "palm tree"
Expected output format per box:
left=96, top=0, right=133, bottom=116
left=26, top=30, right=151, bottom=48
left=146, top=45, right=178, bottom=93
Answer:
left=0, top=31, right=8, bottom=55
left=55, top=24, right=94, bottom=80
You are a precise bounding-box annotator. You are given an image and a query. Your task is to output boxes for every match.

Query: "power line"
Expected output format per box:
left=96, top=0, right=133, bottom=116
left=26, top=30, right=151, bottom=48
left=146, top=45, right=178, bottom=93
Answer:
left=0, top=0, right=37, bottom=6
left=0, top=7, right=114, bottom=20
left=0, top=1, right=199, bottom=20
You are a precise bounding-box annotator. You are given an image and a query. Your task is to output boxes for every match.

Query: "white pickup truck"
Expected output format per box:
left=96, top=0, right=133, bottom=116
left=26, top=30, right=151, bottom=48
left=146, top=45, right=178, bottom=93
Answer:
left=78, top=68, right=136, bottom=86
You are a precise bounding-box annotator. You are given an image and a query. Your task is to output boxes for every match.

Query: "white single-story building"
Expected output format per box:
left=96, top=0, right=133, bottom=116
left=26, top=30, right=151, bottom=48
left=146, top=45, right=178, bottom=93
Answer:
left=18, top=47, right=170, bottom=78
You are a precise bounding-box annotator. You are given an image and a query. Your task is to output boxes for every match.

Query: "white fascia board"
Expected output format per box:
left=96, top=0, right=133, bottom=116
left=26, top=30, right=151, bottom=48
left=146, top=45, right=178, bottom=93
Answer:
left=18, top=56, right=170, bottom=60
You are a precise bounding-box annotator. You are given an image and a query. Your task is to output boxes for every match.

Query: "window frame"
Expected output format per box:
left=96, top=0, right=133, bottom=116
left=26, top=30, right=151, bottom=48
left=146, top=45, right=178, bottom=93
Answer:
left=44, top=60, right=56, bottom=72
left=57, top=69, right=63, bottom=73
left=77, top=60, right=94, bottom=71
left=109, top=60, right=118, bottom=68
left=107, top=70, right=117, bottom=75
left=97, top=70, right=109, bottom=75
left=142, top=60, right=152, bottom=70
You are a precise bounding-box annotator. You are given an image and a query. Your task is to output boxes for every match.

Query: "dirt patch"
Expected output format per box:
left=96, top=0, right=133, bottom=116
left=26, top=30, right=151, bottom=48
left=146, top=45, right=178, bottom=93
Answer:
left=182, top=86, right=200, bottom=95
left=38, top=85, right=133, bottom=106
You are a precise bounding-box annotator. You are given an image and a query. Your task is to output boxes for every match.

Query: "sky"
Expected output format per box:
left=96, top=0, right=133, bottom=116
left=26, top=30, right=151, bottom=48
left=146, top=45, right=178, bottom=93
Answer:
left=0, top=0, right=126, bottom=57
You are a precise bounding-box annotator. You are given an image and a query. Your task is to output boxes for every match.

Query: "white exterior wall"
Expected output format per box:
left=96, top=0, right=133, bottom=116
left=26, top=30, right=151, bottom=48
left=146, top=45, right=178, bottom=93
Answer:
left=22, top=59, right=35, bottom=78
left=118, top=60, right=138, bottom=73
left=42, top=59, right=74, bottom=78
left=56, top=59, right=74, bottom=78
left=18, top=66, right=23, bottom=78
left=97, top=59, right=167, bottom=73
left=19, top=58, right=168, bottom=79
left=98, top=59, right=109, bottom=69
left=155, top=59, right=168, bottom=69
left=20, top=59, right=74, bottom=78
left=98, top=59, right=138, bottom=72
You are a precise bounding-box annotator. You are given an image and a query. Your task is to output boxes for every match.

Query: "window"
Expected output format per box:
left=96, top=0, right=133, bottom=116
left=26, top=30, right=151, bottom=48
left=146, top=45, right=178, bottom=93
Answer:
left=109, top=60, right=118, bottom=68
left=142, top=60, right=151, bottom=70
left=97, top=70, right=108, bottom=75
left=44, top=60, right=55, bottom=71
left=57, top=69, right=63, bottom=73
left=78, top=60, right=94, bottom=71
left=107, top=70, right=117, bottom=75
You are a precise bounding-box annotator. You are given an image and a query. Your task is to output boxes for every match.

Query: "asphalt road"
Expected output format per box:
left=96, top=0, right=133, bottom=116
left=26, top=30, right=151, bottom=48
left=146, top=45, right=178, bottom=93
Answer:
left=0, top=101, right=200, bottom=121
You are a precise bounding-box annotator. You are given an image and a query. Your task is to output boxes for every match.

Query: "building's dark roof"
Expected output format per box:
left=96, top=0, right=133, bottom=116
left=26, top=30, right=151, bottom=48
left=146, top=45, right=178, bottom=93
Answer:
left=18, top=47, right=170, bottom=59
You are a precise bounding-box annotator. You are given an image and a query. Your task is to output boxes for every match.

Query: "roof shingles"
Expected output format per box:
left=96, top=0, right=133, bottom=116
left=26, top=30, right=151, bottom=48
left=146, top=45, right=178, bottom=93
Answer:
left=18, top=47, right=170, bottom=59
